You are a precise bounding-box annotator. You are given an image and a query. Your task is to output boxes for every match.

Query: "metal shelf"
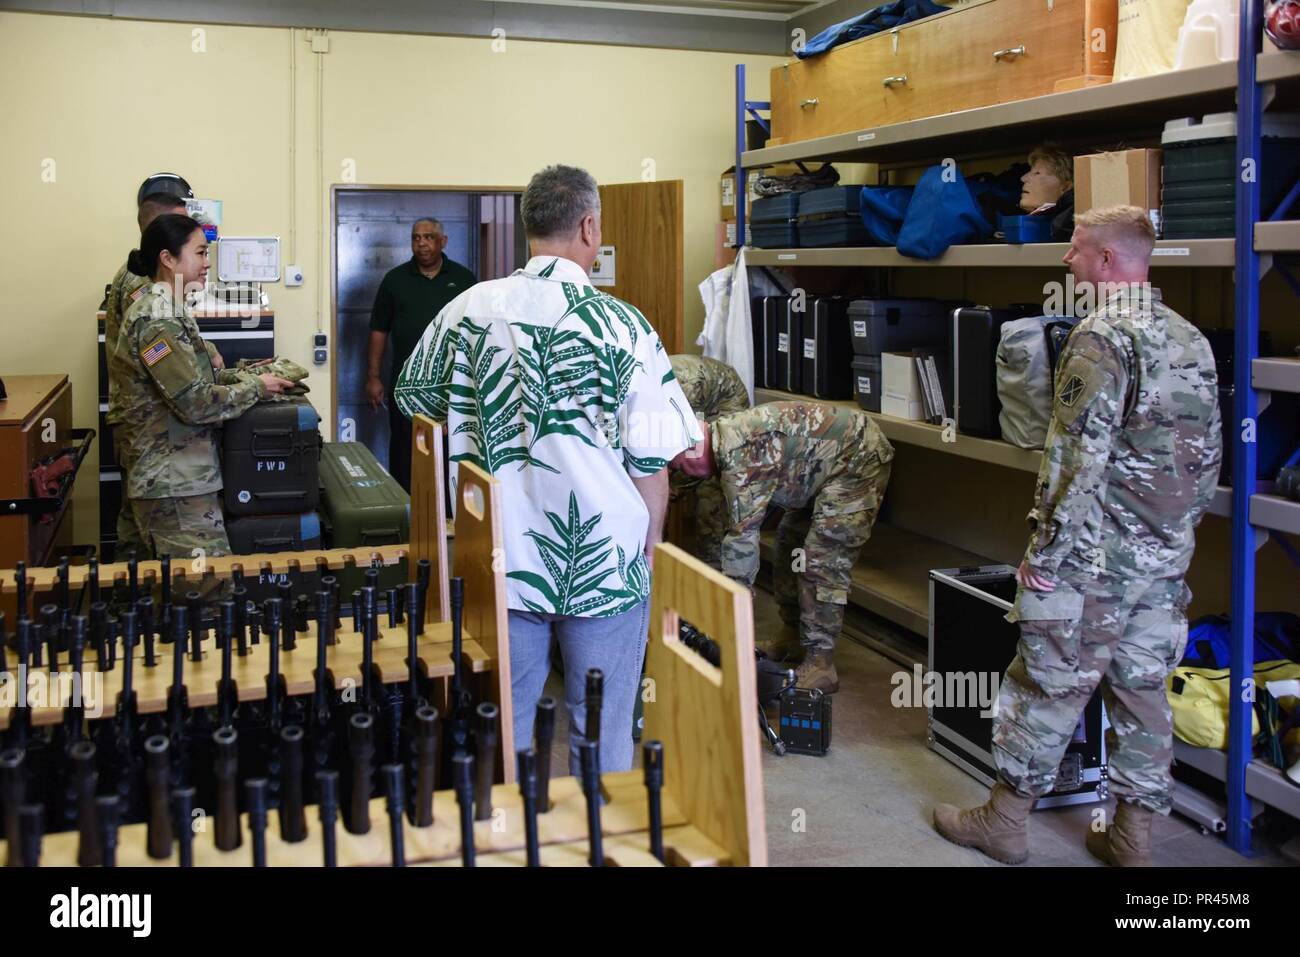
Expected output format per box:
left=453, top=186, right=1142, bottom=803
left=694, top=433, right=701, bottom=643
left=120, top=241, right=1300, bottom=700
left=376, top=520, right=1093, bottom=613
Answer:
left=755, top=387, right=1236, bottom=517
left=743, top=54, right=1300, bottom=170
left=744, top=240, right=1232, bottom=268
left=754, top=387, right=1042, bottom=472
left=1250, top=494, right=1300, bottom=535
left=1251, top=357, right=1300, bottom=393
left=759, top=523, right=990, bottom=635
left=1174, top=740, right=1300, bottom=821
left=1255, top=220, right=1300, bottom=252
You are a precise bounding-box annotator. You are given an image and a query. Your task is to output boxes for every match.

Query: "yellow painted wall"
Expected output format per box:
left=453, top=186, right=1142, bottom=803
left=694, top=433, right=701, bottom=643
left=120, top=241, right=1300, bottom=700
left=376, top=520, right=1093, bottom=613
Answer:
left=0, top=11, right=782, bottom=544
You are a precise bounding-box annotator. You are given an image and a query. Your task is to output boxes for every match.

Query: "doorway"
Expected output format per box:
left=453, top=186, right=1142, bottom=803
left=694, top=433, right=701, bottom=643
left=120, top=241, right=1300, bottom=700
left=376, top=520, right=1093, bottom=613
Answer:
left=331, top=185, right=525, bottom=466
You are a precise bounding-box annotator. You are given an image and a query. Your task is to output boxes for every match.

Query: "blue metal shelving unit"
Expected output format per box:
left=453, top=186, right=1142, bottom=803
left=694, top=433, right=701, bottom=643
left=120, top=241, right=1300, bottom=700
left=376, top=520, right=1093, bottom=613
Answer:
left=735, top=0, right=1300, bottom=855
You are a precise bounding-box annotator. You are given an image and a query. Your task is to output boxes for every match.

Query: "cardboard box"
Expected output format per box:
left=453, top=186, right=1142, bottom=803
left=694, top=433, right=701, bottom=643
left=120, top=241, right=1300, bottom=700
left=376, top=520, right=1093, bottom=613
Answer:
left=1074, top=149, right=1162, bottom=226
left=881, top=351, right=925, bottom=421
left=715, top=221, right=737, bottom=269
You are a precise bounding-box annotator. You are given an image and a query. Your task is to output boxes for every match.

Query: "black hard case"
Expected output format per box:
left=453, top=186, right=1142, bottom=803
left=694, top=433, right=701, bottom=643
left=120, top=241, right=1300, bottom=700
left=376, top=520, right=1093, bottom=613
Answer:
left=928, top=564, right=1107, bottom=807
left=221, top=396, right=322, bottom=516
left=800, top=297, right=854, bottom=400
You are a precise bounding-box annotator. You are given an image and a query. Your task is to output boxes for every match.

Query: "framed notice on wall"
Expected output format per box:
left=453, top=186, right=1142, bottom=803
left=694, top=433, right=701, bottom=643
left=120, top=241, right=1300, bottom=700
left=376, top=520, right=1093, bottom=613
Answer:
left=217, top=236, right=281, bottom=283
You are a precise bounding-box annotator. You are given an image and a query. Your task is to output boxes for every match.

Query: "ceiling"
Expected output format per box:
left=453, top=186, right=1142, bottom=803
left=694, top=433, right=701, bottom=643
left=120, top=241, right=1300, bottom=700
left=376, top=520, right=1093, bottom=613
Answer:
left=488, top=0, right=825, bottom=20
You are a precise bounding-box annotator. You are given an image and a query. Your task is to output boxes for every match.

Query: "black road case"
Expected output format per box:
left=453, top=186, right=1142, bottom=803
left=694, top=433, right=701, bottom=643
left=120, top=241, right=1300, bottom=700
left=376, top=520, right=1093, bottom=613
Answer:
left=848, top=298, right=956, bottom=357
left=952, top=304, right=1042, bottom=439
left=222, top=396, right=322, bottom=516
left=226, top=511, right=323, bottom=555
left=774, top=298, right=803, bottom=394
left=851, top=356, right=881, bottom=412
left=752, top=295, right=784, bottom=390
left=750, top=193, right=801, bottom=249
left=800, top=296, right=854, bottom=400
left=796, top=186, right=871, bottom=248
left=928, top=564, right=1107, bottom=808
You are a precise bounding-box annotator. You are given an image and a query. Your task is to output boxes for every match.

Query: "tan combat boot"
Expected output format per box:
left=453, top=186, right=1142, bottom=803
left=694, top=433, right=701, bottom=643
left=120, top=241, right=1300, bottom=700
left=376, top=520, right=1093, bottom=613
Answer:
left=1086, top=802, right=1154, bottom=867
left=933, top=781, right=1035, bottom=864
left=756, top=624, right=805, bottom=663
left=792, top=650, right=839, bottom=694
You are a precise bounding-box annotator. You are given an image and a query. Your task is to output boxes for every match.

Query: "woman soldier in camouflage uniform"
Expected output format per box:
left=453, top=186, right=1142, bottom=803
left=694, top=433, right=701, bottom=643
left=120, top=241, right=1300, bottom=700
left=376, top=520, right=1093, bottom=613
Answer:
left=107, top=214, right=293, bottom=559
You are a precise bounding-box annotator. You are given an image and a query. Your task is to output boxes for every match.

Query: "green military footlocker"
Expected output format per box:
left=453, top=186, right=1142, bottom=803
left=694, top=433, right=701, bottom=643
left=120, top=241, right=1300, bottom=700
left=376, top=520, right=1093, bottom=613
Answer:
left=319, top=441, right=411, bottom=597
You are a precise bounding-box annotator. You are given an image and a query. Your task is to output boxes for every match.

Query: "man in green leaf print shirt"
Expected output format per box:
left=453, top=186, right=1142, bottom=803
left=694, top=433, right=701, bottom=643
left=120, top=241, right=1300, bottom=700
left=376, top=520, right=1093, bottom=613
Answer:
left=395, top=165, right=700, bottom=775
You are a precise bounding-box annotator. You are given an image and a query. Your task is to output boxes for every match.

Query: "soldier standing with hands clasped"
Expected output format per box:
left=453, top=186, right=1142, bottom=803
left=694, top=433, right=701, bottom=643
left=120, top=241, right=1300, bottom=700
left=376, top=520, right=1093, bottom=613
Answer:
left=107, top=214, right=294, bottom=559
left=933, top=206, right=1222, bottom=866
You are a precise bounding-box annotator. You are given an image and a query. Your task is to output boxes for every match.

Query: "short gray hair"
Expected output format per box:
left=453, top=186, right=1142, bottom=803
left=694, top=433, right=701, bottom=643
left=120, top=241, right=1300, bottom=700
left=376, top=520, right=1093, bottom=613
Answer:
left=412, top=217, right=444, bottom=236
left=521, top=165, right=600, bottom=240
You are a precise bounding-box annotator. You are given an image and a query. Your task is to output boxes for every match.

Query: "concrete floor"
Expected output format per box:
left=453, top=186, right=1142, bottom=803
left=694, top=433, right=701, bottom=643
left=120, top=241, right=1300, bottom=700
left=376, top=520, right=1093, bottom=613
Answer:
left=538, top=588, right=1296, bottom=866
left=750, top=588, right=1296, bottom=867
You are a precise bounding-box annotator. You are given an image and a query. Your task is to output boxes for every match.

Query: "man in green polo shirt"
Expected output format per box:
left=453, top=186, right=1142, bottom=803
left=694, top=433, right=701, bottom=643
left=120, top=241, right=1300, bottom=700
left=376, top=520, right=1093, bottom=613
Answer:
left=366, top=217, right=476, bottom=490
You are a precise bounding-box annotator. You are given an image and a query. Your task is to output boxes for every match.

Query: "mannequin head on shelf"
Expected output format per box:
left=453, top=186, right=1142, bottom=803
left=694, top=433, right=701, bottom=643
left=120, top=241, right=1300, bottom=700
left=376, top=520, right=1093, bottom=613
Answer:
left=1020, top=145, right=1073, bottom=213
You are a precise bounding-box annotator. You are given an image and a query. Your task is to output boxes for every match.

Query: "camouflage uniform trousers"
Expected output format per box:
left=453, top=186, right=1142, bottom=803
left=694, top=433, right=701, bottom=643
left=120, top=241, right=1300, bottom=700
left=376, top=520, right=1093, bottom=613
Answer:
left=772, top=456, right=892, bottom=653
left=129, top=492, right=232, bottom=561
left=993, top=566, right=1190, bottom=813
left=113, top=431, right=148, bottom=556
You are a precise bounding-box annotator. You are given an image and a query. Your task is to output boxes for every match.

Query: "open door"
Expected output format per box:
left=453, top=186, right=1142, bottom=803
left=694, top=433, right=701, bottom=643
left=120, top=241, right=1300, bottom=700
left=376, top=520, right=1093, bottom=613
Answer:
left=596, top=180, right=684, bottom=355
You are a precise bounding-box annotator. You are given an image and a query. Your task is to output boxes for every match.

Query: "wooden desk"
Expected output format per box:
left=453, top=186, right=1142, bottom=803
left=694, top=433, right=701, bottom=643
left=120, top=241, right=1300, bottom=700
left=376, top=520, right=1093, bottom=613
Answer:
left=0, top=374, right=77, bottom=574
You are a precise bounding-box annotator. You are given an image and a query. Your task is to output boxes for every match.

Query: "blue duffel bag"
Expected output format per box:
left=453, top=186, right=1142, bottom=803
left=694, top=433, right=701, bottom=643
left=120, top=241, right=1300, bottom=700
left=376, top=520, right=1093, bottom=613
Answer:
left=858, top=185, right=913, bottom=246
left=896, top=165, right=992, bottom=259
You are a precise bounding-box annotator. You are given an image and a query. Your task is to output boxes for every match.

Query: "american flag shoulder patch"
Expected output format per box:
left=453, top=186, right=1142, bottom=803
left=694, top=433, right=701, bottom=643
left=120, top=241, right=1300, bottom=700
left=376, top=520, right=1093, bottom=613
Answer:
left=141, top=337, right=172, bottom=367
left=129, top=285, right=147, bottom=302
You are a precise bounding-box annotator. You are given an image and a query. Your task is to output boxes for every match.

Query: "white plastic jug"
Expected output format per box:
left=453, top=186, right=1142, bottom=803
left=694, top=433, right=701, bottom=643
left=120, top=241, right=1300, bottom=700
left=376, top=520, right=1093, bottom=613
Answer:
left=1173, top=0, right=1240, bottom=69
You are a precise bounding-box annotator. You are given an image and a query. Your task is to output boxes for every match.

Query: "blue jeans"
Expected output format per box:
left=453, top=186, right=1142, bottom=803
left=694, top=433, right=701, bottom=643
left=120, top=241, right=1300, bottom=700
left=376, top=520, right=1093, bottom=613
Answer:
left=508, top=599, right=649, bottom=776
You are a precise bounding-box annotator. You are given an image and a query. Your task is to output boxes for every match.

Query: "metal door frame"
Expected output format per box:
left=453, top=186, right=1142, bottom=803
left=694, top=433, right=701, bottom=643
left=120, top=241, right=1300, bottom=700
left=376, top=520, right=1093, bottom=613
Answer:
left=328, top=183, right=524, bottom=438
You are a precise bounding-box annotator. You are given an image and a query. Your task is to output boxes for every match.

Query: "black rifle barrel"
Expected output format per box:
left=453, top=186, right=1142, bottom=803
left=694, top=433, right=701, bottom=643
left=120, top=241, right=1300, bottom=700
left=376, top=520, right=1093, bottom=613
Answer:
left=265, top=598, right=282, bottom=733
left=411, top=705, right=438, bottom=827
left=145, top=735, right=174, bottom=860
left=1, top=748, right=25, bottom=867
left=159, top=555, right=172, bottom=634
left=534, top=696, right=557, bottom=813
left=320, top=575, right=339, bottom=643
left=232, top=586, right=249, bottom=656
left=279, top=725, right=307, bottom=843
left=585, top=668, right=604, bottom=743
left=579, top=739, right=603, bottom=867
left=317, top=770, right=339, bottom=867
left=126, top=551, right=139, bottom=605
left=186, top=590, right=203, bottom=663
left=173, top=786, right=195, bottom=867
left=14, top=562, right=26, bottom=624
left=40, top=604, right=59, bottom=672
left=453, top=752, right=475, bottom=868
left=138, top=596, right=157, bottom=667
left=383, top=763, right=405, bottom=867
left=213, top=727, right=241, bottom=852
left=18, top=804, right=42, bottom=867
left=406, top=582, right=422, bottom=704
left=67, top=615, right=88, bottom=739
left=71, top=741, right=100, bottom=868
left=416, top=558, right=431, bottom=630
left=474, top=702, right=498, bottom=822
left=360, top=587, right=376, bottom=710
left=347, top=712, right=374, bottom=835
left=643, top=740, right=665, bottom=863
left=518, top=748, right=541, bottom=868
left=246, top=778, right=268, bottom=867
left=217, top=600, right=235, bottom=728
left=87, top=556, right=99, bottom=607
left=96, top=795, right=120, bottom=868
left=314, top=589, right=332, bottom=724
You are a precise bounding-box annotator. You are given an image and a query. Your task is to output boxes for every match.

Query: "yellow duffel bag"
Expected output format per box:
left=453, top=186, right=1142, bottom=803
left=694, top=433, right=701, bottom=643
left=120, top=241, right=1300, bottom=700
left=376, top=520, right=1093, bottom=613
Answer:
left=1167, top=659, right=1300, bottom=750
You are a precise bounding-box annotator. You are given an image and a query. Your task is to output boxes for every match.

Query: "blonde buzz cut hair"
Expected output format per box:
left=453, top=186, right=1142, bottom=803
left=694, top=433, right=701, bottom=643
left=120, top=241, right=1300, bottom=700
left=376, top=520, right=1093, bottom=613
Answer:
left=1074, top=204, right=1157, bottom=258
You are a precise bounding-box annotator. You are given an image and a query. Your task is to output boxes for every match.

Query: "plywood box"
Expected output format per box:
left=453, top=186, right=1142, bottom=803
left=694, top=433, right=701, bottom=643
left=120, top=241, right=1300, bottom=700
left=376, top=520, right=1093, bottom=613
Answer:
left=770, top=0, right=1118, bottom=145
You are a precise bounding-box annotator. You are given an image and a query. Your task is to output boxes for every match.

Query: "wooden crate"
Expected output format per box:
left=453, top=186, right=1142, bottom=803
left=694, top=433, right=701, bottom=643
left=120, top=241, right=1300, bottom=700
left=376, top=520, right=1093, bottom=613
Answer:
left=770, top=0, right=1118, bottom=146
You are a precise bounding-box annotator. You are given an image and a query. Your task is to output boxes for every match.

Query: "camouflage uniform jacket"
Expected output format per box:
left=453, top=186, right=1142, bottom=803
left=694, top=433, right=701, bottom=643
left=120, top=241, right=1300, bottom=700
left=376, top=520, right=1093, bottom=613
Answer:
left=713, top=402, right=894, bottom=586
left=670, top=355, right=749, bottom=421
left=105, top=264, right=223, bottom=425
left=109, top=283, right=264, bottom=499
left=1023, top=290, right=1221, bottom=583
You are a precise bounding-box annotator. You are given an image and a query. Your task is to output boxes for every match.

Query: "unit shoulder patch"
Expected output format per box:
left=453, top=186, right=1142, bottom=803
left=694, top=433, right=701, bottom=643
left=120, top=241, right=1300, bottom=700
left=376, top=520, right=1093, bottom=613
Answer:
left=1058, top=374, right=1086, bottom=408
left=141, top=336, right=173, bottom=367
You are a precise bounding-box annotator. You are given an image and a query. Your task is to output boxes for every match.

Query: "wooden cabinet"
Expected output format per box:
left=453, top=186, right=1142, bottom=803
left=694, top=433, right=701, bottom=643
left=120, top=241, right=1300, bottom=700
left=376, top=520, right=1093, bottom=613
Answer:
left=0, top=374, right=76, bottom=571
left=770, top=0, right=1118, bottom=145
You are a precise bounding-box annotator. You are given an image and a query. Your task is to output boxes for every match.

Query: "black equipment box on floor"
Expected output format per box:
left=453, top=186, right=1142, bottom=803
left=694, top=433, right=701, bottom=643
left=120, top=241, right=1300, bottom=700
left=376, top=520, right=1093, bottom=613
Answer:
left=226, top=511, right=323, bottom=555
left=222, top=396, right=322, bottom=517
left=779, top=687, right=832, bottom=755
left=928, top=564, right=1107, bottom=808
left=801, top=296, right=854, bottom=400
